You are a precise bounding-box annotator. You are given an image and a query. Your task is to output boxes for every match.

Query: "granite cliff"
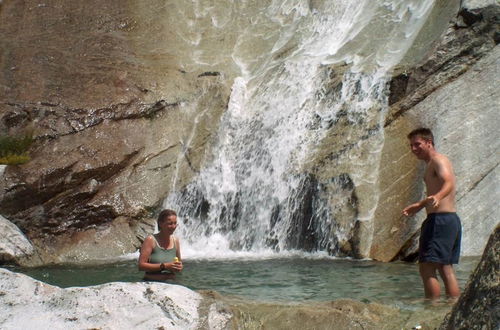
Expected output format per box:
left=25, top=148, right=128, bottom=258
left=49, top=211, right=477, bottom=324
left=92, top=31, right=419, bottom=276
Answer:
left=0, top=0, right=498, bottom=264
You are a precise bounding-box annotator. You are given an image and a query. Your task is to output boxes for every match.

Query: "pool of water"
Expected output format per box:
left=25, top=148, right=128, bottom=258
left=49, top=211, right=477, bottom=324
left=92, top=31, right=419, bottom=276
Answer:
left=6, top=256, right=479, bottom=308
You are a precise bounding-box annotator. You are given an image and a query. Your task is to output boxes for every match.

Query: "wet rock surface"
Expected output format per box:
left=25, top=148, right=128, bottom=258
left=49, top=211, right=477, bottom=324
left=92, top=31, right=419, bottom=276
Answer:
left=0, top=0, right=231, bottom=263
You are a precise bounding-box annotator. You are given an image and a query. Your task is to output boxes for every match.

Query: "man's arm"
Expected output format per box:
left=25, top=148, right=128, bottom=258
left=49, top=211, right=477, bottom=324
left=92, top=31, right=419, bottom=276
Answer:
left=402, top=200, right=426, bottom=216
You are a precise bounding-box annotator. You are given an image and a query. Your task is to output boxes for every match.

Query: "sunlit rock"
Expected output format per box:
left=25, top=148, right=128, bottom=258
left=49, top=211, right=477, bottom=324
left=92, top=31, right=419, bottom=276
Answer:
left=0, top=268, right=232, bottom=329
left=0, top=215, right=34, bottom=264
left=371, top=3, right=500, bottom=261
left=0, top=0, right=231, bottom=263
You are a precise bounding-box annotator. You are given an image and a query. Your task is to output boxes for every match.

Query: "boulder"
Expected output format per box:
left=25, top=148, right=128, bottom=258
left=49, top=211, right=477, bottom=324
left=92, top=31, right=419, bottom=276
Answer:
left=0, top=268, right=232, bottom=329
left=439, top=225, right=500, bottom=330
left=0, top=215, right=34, bottom=264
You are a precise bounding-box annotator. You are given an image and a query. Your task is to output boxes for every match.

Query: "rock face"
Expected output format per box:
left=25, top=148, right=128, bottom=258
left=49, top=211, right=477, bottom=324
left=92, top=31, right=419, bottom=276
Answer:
left=0, top=0, right=232, bottom=263
left=370, top=3, right=500, bottom=261
left=0, top=0, right=498, bottom=263
left=439, top=225, right=500, bottom=330
left=0, top=267, right=232, bottom=329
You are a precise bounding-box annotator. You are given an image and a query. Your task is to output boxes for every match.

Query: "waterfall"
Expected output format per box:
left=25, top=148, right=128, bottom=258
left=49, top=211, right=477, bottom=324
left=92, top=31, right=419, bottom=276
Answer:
left=163, top=0, right=436, bottom=259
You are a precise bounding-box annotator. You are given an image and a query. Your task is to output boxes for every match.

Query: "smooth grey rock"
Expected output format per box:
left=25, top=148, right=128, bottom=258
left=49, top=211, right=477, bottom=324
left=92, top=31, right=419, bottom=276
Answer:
left=0, top=268, right=232, bottom=329
left=371, top=35, right=500, bottom=260
left=403, top=45, right=500, bottom=256
left=0, top=215, right=34, bottom=263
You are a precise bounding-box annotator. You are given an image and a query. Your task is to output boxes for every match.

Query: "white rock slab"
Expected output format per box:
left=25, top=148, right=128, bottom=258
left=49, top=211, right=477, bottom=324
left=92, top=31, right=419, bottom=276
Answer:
left=0, top=268, right=227, bottom=330
left=0, top=215, right=34, bottom=262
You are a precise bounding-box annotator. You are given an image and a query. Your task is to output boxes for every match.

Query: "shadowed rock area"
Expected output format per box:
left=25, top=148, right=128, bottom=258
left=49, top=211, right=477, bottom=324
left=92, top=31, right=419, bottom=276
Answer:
left=439, top=225, right=500, bottom=330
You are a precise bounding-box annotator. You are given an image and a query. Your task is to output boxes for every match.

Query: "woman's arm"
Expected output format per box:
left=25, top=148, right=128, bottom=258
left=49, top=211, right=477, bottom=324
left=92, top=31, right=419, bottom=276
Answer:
left=138, top=236, right=159, bottom=272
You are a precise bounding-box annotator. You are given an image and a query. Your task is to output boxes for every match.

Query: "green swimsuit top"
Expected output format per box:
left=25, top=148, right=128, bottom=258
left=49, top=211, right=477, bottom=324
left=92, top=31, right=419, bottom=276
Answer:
left=147, top=235, right=177, bottom=274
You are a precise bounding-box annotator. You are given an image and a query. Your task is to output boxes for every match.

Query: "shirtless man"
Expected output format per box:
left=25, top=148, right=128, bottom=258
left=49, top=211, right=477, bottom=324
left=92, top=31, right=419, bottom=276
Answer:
left=402, top=128, right=462, bottom=300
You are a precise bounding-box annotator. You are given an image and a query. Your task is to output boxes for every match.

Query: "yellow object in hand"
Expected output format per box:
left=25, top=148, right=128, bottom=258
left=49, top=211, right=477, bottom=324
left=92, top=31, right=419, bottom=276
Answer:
left=173, top=257, right=179, bottom=262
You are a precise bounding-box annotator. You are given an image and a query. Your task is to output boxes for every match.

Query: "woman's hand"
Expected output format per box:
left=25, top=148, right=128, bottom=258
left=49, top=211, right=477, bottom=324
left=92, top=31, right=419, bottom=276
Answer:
left=166, top=261, right=183, bottom=272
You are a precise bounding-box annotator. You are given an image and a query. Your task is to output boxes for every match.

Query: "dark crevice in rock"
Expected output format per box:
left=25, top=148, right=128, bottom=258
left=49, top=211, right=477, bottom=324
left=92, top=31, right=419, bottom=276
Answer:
left=131, top=145, right=178, bottom=172
left=183, top=151, right=197, bottom=174
left=390, top=231, right=419, bottom=263
left=197, top=71, right=220, bottom=77
left=456, top=8, right=484, bottom=27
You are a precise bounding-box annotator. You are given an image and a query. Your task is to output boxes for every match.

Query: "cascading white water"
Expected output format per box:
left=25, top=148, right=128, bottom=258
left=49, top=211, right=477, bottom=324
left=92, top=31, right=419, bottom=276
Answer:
left=163, top=0, right=436, bottom=259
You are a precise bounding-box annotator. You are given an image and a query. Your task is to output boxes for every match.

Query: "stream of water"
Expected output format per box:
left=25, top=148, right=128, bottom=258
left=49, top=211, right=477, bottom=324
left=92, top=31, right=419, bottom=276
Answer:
left=160, top=0, right=439, bottom=258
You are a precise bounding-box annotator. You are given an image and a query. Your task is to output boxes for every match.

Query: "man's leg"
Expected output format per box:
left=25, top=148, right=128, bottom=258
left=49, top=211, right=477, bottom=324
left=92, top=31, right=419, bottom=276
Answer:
left=438, top=264, right=460, bottom=298
left=419, top=262, right=441, bottom=299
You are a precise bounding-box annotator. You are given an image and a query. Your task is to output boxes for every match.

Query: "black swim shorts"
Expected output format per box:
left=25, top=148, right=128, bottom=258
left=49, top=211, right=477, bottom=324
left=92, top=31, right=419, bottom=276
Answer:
left=419, top=212, right=462, bottom=264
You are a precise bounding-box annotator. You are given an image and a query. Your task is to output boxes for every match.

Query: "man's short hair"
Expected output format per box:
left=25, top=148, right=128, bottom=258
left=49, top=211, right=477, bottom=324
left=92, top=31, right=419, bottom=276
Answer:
left=158, top=209, right=177, bottom=223
left=408, top=127, right=434, bottom=146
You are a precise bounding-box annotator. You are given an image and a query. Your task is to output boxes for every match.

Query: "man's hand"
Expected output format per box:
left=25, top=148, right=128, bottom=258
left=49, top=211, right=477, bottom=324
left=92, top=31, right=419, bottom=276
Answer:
left=425, top=195, right=440, bottom=208
left=402, top=202, right=422, bottom=216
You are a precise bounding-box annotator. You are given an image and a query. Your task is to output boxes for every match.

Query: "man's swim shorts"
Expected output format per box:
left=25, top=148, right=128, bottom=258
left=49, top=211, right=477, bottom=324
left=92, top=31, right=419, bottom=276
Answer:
left=419, top=212, right=462, bottom=264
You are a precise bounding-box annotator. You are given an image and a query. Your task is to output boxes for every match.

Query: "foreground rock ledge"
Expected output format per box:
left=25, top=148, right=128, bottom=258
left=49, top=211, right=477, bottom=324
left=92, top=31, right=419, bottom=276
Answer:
left=0, top=268, right=232, bottom=329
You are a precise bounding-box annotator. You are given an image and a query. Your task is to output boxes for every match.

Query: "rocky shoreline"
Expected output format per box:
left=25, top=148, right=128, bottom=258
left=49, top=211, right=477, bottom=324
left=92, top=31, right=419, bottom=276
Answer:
left=0, top=267, right=448, bottom=330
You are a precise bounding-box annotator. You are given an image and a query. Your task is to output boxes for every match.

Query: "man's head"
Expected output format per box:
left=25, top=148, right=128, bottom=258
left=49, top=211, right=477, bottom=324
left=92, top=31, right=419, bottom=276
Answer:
left=407, top=127, right=434, bottom=146
left=407, top=127, right=435, bottom=160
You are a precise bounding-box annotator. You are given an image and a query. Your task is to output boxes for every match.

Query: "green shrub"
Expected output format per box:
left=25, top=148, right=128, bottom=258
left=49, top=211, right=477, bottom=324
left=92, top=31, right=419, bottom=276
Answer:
left=0, top=133, right=34, bottom=165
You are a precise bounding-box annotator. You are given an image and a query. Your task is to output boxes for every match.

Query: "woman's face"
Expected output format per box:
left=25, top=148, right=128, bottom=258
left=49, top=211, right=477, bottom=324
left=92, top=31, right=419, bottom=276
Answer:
left=159, top=215, right=177, bottom=234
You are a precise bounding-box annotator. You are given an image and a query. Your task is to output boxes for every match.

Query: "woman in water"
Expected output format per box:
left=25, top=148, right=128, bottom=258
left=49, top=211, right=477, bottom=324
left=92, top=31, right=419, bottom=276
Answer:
left=138, top=209, right=183, bottom=281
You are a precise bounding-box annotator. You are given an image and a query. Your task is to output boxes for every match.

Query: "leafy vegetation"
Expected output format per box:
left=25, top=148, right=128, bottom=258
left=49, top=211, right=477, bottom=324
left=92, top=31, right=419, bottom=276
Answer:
left=0, top=133, right=34, bottom=165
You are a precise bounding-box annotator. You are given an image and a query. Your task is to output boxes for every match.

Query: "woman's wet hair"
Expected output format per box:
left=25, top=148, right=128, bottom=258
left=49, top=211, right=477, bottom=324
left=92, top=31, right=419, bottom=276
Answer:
left=158, top=209, right=177, bottom=223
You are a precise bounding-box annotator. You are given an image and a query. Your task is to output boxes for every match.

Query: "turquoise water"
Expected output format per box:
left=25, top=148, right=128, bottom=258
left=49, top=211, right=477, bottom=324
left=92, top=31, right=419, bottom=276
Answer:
left=7, top=256, right=479, bottom=307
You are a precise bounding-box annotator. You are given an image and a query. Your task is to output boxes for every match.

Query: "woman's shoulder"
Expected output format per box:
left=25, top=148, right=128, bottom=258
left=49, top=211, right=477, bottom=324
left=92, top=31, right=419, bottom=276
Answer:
left=143, top=235, right=157, bottom=246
